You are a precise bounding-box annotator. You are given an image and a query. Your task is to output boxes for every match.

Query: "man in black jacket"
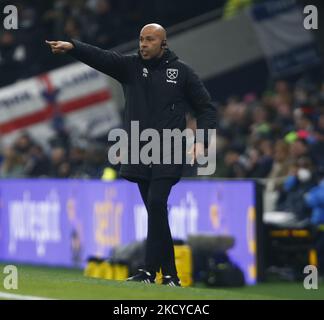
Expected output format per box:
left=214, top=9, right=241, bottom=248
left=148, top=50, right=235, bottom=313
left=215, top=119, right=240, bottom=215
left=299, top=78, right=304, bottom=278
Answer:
left=46, top=23, right=216, bottom=286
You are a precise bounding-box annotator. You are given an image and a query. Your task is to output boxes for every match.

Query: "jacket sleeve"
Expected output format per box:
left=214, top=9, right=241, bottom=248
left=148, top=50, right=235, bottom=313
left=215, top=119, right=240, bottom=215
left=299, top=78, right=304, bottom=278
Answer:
left=185, top=65, right=217, bottom=148
left=68, top=39, right=132, bottom=83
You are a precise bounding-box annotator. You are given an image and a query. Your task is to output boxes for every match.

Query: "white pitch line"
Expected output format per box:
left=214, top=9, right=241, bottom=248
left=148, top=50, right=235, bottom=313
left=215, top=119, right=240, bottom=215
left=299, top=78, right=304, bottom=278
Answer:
left=0, top=291, right=54, bottom=300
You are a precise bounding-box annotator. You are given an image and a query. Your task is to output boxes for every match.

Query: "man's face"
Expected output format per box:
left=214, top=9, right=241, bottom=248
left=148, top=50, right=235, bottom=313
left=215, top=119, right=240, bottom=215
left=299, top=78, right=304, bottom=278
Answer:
left=139, top=27, right=164, bottom=60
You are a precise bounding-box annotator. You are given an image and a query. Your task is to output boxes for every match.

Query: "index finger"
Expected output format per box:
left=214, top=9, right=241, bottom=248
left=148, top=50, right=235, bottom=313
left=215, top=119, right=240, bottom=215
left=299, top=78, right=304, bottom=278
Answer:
left=45, top=40, right=57, bottom=45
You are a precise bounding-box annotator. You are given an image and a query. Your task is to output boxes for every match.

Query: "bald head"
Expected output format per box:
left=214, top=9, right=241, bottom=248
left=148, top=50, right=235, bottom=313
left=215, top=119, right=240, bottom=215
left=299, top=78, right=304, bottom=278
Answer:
left=141, top=23, right=167, bottom=41
left=139, top=23, right=167, bottom=60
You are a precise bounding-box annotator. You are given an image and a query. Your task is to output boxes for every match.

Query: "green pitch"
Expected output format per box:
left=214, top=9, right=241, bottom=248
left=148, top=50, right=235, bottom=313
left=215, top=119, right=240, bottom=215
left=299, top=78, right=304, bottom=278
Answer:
left=0, top=264, right=323, bottom=300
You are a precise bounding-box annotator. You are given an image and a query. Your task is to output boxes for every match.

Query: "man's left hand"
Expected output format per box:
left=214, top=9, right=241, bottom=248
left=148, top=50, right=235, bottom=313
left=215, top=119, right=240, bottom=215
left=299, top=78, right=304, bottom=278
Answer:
left=187, top=142, right=205, bottom=166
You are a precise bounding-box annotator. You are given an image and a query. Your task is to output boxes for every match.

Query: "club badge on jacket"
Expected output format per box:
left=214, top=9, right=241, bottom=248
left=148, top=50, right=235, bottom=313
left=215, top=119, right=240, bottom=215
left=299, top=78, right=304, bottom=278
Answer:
left=166, top=68, right=178, bottom=84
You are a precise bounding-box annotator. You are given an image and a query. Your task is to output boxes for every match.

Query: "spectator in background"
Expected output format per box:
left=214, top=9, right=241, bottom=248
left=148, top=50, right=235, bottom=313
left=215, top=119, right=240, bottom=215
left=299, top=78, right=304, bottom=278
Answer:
left=273, top=80, right=293, bottom=108
left=273, top=102, right=294, bottom=136
left=249, top=106, right=272, bottom=141
left=24, top=144, right=50, bottom=177
left=69, top=145, right=87, bottom=177
left=83, top=143, right=109, bottom=178
left=0, top=146, right=25, bottom=178
left=13, top=132, right=34, bottom=155
left=305, top=167, right=324, bottom=277
left=295, top=115, right=313, bottom=134
left=289, top=139, right=309, bottom=160
left=223, top=145, right=246, bottom=178
left=266, top=140, right=291, bottom=191
left=49, top=147, right=66, bottom=177
left=247, top=139, right=273, bottom=178
left=276, top=157, right=316, bottom=222
left=57, top=161, right=72, bottom=178
left=294, top=83, right=310, bottom=109
left=50, top=125, right=71, bottom=151
left=220, top=96, right=250, bottom=146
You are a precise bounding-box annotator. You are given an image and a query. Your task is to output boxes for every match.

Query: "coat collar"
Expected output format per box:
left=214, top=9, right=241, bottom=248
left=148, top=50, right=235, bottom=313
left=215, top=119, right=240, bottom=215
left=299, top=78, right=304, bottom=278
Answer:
left=139, top=48, right=178, bottom=69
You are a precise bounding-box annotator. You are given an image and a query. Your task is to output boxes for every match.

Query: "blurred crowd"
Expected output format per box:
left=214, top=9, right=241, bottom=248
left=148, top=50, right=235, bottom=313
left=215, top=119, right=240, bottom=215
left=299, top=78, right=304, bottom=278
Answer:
left=213, top=78, right=324, bottom=226
left=0, top=0, right=223, bottom=88
left=215, top=79, right=324, bottom=179
left=0, top=127, right=113, bottom=179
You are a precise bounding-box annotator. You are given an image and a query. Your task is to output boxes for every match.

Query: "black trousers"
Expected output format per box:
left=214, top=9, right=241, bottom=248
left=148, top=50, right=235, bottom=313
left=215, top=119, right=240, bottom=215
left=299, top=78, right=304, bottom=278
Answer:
left=137, top=178, right=179, bottom=276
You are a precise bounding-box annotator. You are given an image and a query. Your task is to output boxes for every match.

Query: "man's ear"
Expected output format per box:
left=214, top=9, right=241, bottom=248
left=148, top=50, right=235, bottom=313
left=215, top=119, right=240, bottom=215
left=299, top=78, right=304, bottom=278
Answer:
left=161, top=40, right=167, bottom=48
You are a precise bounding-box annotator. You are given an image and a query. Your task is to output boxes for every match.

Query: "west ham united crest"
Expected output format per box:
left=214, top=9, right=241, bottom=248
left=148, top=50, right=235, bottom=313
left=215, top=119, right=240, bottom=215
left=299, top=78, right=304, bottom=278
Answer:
left=166, top=68, right=178, bottom=80
left=166, top=68, right=178, bottom=83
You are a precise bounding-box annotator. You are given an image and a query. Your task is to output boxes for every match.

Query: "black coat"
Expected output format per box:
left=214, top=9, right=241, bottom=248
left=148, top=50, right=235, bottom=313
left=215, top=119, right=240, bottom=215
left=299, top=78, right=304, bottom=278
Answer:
left=69, top=40, right=217, bottom=181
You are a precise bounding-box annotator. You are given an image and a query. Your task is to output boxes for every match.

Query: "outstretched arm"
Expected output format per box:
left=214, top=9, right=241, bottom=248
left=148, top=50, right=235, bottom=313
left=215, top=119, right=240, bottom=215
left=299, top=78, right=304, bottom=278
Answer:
left=46, top=39, right=131, bottom=83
